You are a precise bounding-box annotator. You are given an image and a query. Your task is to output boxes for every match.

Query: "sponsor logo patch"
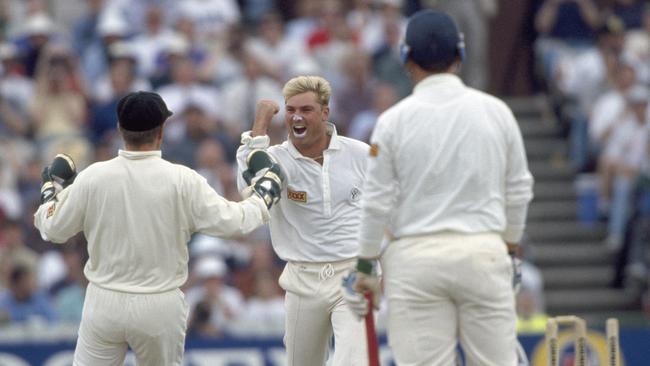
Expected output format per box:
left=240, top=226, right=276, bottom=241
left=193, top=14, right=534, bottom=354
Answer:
left=349, top=187, right=361, bottom=202
left=287, top=189, right=307, bottom=203
left=369, top=144, right=379, bottom=157
left=46, top=203, right=56, bottom=218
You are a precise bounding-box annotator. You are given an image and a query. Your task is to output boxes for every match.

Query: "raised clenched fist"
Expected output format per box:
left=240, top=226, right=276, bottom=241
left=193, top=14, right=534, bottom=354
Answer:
left=251, top=100, right=280, bottom=137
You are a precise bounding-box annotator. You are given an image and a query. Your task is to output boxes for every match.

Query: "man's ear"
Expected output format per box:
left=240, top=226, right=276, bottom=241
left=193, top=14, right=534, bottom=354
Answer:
left=321, top=105, right=330, bottom=122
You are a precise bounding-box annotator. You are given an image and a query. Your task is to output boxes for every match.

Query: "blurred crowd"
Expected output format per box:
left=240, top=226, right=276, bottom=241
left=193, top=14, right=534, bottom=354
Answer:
left=532, top=0, right=650, bottom=308
left=1, top=0, right=648, bottom=342
left=0, top=0, right=506, bottom=340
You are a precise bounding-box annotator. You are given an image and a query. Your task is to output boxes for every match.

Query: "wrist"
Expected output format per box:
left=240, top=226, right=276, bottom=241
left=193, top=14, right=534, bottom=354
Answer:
left=250, top=128, right=267, bottom=137
left=506, top=242, right=519, bottom=256
left=356, top=258, right=376, bottom=275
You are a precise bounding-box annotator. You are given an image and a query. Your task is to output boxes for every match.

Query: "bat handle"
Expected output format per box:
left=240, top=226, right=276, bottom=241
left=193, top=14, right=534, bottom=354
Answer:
left=364, top=293, right=380, bottom=366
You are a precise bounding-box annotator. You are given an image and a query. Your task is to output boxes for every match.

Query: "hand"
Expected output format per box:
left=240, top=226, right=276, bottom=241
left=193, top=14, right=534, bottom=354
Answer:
left=341, top=271, right=369, bottom=319
left=49, top=154, right=77, bottom=188
left=40, top=166, right=56, bottom=204
left=39, top=154, right=77, bottom=204
left=252, top=163, right=285, bottom=209
left=511, top=253, right=522, bottom=293
left=243, top=149, right=276, bottom=185
left=251, top=100, right=279, bottom=137
left=352, top=258, right=380, bottom=312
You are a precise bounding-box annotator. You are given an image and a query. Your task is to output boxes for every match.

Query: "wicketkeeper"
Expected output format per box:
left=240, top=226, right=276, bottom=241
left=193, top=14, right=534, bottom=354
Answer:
left=34, top=91, right=284, bottom=366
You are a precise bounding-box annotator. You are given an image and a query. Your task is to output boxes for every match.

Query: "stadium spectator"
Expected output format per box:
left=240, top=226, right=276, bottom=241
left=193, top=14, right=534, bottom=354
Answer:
left=0, top=219, right=39, bottom=277
left=534, top=0, right=601, bottom=85
left=554, top=15, right=626, bottom=170
left=600, top=85, right=649, bottom=252
left=15, top=12, right=58, bottom=78
left=623, top=3, right=650, bottom=84
left=245, top=10, right=310, bottom=83
left=430, top=0, right=498, bottom=90
left=370, top=15, right=411, bottom=99
left=348, top=82, right=398, bottom=142
left=0, top=42, right=34, bottom=137
left=193, top=139, right=236, bottom=200
left=156, top=57, right=222, bottom=124
left=129, top=5, right=175, bottom=79
left=164, top=103, right=236, bottom=167
left=28, top=45, right=87, bottom=146
left=79, top=10, right=131, bottom=90
left=332, top=48, right=377, bottom=134
left=51, top=246, right=87, bottom=324
left=220, top=51, right=284, bottom=140
left=0, top=265, right=57, bottom=325
left=230, top=271, right=285, bottom=337
left=185, top=256, right=246, bottom=337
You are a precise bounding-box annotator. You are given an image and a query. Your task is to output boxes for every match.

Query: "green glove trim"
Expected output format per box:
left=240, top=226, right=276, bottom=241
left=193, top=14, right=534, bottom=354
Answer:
left=356, top=258, right=375, bottom=275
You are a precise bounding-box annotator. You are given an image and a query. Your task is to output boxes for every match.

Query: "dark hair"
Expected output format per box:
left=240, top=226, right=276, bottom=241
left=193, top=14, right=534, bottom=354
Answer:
left=118, top=125, right=162, bottom=146
left=10, top=265, right=29, bottom=284
left=117, top=91, right=172, bottom=132
left=403, top=10, right=464, bottom=72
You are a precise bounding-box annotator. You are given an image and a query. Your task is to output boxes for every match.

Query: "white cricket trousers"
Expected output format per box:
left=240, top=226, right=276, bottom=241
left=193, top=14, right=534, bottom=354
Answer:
left=73, top=283, right=189, bottom=366
left=382, top=232, right=517, bottom=366
left=279, top=258, right=368, bottom=366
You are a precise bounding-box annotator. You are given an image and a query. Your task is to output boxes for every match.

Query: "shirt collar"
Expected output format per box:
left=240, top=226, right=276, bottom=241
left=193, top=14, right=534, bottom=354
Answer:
left=413, top=73, right=465, bottom=95
left=118, top=149, right=162, bottom=160
left=286, top=122, right=341, bottom=159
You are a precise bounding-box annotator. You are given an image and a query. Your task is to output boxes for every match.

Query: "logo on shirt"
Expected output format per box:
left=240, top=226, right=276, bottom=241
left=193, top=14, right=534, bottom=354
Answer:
left=287, top=189, right=307, bottom=203
left=369, top=143, right=379, bottom=157
left=46, top=203, right=56, bottom=218
left=349, top=187, right=361, bottom=202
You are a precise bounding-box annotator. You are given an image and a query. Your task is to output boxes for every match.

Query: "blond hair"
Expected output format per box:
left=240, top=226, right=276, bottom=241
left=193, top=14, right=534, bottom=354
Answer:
left=282, top=75, right=331, bottom=106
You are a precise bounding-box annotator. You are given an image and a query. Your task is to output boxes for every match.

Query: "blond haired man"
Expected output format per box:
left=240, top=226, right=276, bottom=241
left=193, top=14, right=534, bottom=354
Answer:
left=236, top=76, right=370, bottom=365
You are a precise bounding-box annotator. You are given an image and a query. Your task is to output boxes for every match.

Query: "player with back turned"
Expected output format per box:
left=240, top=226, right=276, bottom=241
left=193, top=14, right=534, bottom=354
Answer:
left=344, top=10, right=534, bottom=366
left=236, top=75, right=370, bottom=365
left=33, top=91, right=284, bottom=366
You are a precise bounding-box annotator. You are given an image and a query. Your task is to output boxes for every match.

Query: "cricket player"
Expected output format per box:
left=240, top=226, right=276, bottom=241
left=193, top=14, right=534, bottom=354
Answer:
left=236, top=76, right=370, bottom=365
left=34, top=91, right=283, bottom=366
left=346, top=10, right=534, bottom=366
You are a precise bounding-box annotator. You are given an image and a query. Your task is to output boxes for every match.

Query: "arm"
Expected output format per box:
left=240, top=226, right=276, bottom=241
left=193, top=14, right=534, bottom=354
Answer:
left=504, top=111, right=535, bottom=245
left=535, top=0, right=563, bottom=34
left=34, top=154, right=83, bottom=243
left=349, top=119, right=396, bottom=312
left=188, top=169, right=271, bottom=238
left=235, top=100, right=279, bottom=193
left=357, top=115, right=398, bottom=259
left=575, top=0, right=600, bottom=29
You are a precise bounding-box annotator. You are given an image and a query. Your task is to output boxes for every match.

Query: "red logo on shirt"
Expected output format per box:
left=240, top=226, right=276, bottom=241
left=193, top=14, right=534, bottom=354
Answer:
left=287, top=189, right=307, bottom=203
left=46, top=203, right=56, bottom=218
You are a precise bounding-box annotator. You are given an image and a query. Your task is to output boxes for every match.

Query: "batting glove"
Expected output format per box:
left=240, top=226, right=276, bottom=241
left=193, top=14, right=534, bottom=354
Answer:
left=354, top=258, right=380, bottom=310
left=341, top=271, right=369, bottom=319
left=511, top=253, right=522, bottom=293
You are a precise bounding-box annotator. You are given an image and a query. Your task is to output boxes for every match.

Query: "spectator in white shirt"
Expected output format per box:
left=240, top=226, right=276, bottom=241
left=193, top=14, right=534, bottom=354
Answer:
left=185, top=255, right=246, bottom=337
left=601, top=85, right=650, bottom=251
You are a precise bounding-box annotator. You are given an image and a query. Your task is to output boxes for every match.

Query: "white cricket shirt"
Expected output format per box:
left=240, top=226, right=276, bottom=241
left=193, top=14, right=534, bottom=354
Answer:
left=358, top=74, right=534, bottom=258
left=34, top=150, right=270, bottom=293
left=237, top=123, right=368, bottom=262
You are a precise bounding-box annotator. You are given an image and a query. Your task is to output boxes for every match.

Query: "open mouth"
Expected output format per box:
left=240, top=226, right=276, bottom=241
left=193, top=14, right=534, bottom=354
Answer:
left=292, top=125, right=307, bottom=138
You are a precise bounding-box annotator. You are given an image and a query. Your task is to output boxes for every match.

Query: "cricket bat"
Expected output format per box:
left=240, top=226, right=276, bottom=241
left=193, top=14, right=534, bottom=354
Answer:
left=364, top=293, right=380, bottom=366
